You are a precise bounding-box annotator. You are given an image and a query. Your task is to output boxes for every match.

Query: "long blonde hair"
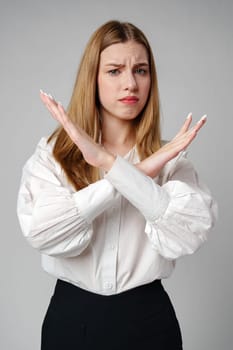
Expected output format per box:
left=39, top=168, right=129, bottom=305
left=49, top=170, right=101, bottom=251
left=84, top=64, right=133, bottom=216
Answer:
left=48, top=20, right=161, bottom=190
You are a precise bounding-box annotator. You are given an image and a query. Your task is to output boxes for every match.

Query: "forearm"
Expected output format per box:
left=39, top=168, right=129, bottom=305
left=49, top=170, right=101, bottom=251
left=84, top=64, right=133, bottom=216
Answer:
left=105, top=156, right=170, bottom=221
left=105, top=155, right=217, bottom=260
left=135, top=153, right=164, bottom=178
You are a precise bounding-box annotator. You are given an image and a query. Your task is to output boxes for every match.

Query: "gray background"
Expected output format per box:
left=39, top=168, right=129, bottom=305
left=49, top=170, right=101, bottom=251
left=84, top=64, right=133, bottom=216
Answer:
left=1, top=0, right=232, bottom=349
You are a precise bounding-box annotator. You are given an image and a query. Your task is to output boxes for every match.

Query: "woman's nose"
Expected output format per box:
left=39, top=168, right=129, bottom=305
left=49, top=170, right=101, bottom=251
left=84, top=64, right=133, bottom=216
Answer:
left=124, top=72, right=138, bottom=91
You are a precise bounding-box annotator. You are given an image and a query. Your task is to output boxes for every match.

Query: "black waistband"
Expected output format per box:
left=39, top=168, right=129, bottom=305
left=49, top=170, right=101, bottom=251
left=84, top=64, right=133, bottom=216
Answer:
left=54, top=278, right=163, bottom=302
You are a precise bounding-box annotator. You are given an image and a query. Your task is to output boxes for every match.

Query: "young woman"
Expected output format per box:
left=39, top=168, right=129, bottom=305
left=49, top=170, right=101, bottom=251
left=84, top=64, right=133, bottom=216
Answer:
left=17, top=20, right=217, bottom=349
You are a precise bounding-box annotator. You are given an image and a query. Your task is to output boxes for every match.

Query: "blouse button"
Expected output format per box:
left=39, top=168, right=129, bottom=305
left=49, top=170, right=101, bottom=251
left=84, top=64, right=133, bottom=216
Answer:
left=104, top=282, right=113, bottom=290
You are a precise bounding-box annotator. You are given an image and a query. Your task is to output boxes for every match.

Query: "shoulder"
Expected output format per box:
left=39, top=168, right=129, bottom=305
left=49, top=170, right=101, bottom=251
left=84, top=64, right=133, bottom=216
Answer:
left=35, top=136, right=56, bottom=155
left=32, top=135, right=60, bottom=162
left=23, top=135, right=60, bottom=175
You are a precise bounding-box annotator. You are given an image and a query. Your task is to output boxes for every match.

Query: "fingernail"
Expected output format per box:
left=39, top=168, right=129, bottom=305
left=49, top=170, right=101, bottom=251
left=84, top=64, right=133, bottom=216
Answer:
left=198, top=114, right=207, bottom=123
left=40, top=89, right=49, bottom=97
left=186, top=112, right=192, bottom=119
left=48, top=94, right=53, bottom=99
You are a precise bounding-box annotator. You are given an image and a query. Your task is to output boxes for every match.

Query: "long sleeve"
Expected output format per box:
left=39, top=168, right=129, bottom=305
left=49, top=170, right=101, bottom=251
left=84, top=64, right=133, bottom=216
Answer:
left=17, top=137, right=118, bottom=258
left=105, top=153, right=217, bottom=260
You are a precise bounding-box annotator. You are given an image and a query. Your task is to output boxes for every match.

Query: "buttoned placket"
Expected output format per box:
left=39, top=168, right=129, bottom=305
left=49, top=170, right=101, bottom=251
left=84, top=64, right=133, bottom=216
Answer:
left=101, top=196, right=122, bottom=294
left=99, top=146, right=137, bottom=294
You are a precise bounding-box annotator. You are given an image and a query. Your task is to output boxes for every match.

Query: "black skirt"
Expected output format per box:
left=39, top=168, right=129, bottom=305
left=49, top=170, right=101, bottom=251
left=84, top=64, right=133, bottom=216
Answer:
left=41, top=279, right=183, bottom=350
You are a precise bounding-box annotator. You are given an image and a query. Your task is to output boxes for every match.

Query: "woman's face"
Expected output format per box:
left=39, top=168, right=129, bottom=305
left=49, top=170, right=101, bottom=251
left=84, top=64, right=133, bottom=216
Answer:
left=97, top=41, right=151, bottom=123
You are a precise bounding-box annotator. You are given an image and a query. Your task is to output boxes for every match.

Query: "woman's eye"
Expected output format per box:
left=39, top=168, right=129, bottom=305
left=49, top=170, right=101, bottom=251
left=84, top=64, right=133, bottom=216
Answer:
left=135, top=68, right=147, bottom=75
left=108, top=69, right=120, bottom=76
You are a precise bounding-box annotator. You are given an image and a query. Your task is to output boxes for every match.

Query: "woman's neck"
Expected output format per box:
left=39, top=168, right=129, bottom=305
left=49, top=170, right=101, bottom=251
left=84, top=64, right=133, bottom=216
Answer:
left=101, top=118, right=136, bottom=157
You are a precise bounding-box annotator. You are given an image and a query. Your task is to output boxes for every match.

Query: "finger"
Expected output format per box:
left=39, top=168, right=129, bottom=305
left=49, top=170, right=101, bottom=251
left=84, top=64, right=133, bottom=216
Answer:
left=192, top=114, right=207, bottom=132
left=167, top=124, right=199, bottom=151
left=56, top=102, right=82, bottom=142
left=40, top=90, right=59, bottom=112
left=163, top=113, right=207, bottom=156
left=46, top=104, right=61, bottom=122
left=57, top=102, right=67, bottom=118
left=182, top=112, right=193, bottom=132
left=56, top=102, right=74, bottom=128
left=40, top=90, right=55, bottom=103
left=40, top=91, right=57, bottom=112
left=39, top=91, right=93, bottom=147
left=173, top=114, right=207, bottom=145
left=174, top=113, right=192, bottom=139
left=40, top=90, right=64, bottom=122
left=40, top=91, right=50, bottom=105
left=186, top=114, right=207, bottom=136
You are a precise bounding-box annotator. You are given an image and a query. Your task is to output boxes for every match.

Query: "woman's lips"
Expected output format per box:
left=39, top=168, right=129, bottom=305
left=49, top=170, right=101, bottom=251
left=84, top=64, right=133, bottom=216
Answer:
left=119, top=96, right=139, bottom=105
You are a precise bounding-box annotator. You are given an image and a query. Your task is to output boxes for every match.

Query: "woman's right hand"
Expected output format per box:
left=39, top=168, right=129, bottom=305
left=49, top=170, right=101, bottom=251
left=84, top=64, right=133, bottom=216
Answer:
left=137, top=113, right=207, bottom=178
left=40, top=90, right=116, bottom=171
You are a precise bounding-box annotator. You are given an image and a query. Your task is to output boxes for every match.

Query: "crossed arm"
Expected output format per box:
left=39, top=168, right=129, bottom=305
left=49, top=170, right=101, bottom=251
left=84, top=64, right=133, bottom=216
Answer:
left=39, top=90, right=207, bottom=178
left=17, top=91, right=215, bottom=259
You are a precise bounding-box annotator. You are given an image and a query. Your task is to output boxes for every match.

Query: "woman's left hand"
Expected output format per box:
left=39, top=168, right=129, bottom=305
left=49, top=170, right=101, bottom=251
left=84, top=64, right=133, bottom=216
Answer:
left=137, top=113, right=207, bottom=178
left=40, top=90, right=115, bottom=171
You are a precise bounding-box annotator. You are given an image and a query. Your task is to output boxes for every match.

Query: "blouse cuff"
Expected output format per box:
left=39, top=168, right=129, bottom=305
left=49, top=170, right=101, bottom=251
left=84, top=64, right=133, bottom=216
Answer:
left=73, top=179, right=119, bottom=223
left=105, top=156, right=170, bottom=221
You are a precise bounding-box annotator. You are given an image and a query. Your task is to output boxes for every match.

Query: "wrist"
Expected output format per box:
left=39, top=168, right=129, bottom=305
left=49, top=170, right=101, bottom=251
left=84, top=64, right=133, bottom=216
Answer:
left=100, top=152, right=116, bottom=172
left=136, top=153, right=164, bottom=178
left=136, top=159, right=154, bottom=177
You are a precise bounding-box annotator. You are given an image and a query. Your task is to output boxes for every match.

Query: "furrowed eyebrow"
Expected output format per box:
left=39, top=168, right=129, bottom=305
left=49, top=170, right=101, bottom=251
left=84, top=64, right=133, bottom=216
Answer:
left=105, top=62, right=149, bottom=67
left=105, top=63, right=124, bottom=67
left=134, top=62, right=149, bottom=67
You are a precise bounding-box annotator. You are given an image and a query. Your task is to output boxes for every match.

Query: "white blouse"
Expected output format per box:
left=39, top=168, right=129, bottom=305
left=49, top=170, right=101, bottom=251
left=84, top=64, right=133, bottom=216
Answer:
left=17, top=137, right=217, bottom=295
